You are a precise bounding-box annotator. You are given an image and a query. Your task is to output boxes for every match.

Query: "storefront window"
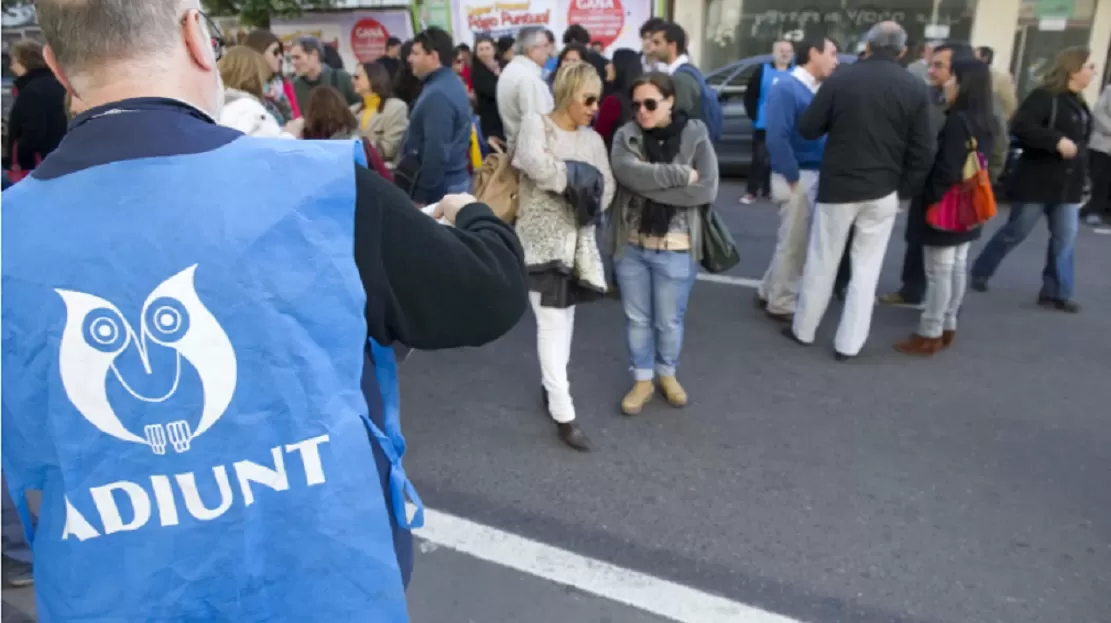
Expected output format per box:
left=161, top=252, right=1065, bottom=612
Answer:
left=1010, top=0, right=1096, bottom=99
left=702, top=0, right=979, bottom=72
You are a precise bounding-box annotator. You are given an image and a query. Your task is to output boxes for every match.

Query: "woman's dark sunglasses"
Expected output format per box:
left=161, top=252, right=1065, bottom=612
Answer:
left=632, top=98, right=659, bottom=112
left=583, top=95, right=599, bottom=107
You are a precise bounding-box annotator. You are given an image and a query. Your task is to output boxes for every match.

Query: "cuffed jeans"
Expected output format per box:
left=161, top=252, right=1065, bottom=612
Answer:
left=529, top=292, right=577, bottom=423
left=793, top=192, right=899, bottom=356
left=759, top=170, right=819, bottom=314
left=616, top=245, right=697, bottom=380
left=971, top=202, right=1080, bottom=301
left=919, top=243, right=971, bottom=338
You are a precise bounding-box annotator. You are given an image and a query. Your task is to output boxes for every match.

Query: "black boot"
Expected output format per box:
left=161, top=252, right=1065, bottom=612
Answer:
left=556, top=422, right=591, bottom=451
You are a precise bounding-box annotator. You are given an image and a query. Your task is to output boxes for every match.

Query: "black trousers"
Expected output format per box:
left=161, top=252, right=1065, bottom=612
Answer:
left=747, top=130, right=771, bottom=197
left=835, top=229, right=852, bottom=292
left=1082, top=150, right=1111, bottom=219
left=897, top=240, right=926, bottom=301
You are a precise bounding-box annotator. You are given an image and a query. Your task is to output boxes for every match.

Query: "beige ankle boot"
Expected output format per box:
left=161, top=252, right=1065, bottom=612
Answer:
left=657, top=376, right=688, bottom=407
left=621, top=381, right=654, bottom=415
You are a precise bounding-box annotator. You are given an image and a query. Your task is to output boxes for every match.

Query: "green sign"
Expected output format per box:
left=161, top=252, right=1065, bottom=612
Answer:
left=418, top=0, right=452, bottom=34
left=1033, top=0, right=1074, bottom=18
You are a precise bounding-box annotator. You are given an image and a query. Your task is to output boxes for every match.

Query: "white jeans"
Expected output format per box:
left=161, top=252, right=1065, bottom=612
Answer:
left=529, top=291, right=576, bottom=423
left=759, top=171, right=820, bottom=314
left=919, top=243, right=971, bottom=338
left=793, top=191, right=899, bottom=356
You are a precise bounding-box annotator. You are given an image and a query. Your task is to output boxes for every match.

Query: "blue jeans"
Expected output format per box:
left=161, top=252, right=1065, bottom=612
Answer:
left=971, top=203, right=1080, bottom=301
left=2, top=476, right=32, bottom=564
left=615, top=245, right=697, bottom=380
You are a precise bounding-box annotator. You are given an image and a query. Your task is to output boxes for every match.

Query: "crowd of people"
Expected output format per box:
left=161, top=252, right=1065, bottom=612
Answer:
left=0, top=0, right=1108, bottom=618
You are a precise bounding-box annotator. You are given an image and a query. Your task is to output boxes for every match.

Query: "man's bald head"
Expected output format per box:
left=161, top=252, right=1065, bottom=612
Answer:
left=864, top=21, right=908, bottom=57
left=37, top=0, right=188, bottom=79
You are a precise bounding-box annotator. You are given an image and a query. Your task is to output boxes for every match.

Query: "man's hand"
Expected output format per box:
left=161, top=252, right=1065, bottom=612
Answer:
left=1057, top=137, right=1078, bottom=160
left=432, top=193, right=479, bottom=225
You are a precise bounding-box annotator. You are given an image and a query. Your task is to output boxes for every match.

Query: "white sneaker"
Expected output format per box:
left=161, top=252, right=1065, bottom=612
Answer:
left=739, top=194, right=755, bottom=205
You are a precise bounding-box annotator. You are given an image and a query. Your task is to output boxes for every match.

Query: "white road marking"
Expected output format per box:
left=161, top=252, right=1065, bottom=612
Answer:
left=1094, top=227, right=1111, bottom=235
left=410, top=504, right=804, bottom=623
left=696, top=273, right=762, bottom=288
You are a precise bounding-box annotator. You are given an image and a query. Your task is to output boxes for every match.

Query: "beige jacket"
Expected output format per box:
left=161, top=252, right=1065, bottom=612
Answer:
left=356, top=97, right=408, bottom=163
left=990, top=66, right=1018, bottom=121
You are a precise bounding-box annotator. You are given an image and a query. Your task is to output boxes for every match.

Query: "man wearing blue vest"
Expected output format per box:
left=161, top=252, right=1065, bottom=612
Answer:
left=1, top=1, right=528, bottom=621
left=742, top=40, right=795, bottom=205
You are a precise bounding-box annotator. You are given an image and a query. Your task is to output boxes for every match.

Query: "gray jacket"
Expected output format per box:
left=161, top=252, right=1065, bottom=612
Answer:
left=605, top=119, right=719, bottom=261
left=1090, top=84, right=1111, bottom=155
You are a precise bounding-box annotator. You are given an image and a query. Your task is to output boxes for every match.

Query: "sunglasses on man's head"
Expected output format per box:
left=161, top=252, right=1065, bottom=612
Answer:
left=632, top=98, right=659, bottom=112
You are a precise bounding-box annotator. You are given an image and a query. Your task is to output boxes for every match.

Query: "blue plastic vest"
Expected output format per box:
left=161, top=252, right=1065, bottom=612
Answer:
left=754, top=63, right=793, bottom=130
left=1, top=136, right=420, bottom=622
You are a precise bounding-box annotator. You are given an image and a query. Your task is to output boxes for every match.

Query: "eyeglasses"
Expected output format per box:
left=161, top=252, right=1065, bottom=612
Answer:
left=182, top=10, right=226, bottom=61
left=632, top=98, right=659, bottom=112
left=582, top=95, right=599, bottom=107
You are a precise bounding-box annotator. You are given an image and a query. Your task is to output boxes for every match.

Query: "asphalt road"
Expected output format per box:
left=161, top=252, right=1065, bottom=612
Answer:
left=5, top=182, right=1109, bottom=622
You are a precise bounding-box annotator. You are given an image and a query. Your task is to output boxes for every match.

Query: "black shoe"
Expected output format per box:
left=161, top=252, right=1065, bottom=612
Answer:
left=834, top=351, right=855, bottom=362
left=754, top=293, right=767, bottom=309
left=1038, top=296, right=1080, bottom=313
left=970, top=277, right=988, bottom=292
left=556, top=422, right=591, bottom=451
left=780, top=326, right=808, bottom=345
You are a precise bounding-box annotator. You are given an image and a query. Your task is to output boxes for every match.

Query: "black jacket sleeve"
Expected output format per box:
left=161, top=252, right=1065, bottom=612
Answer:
left=921, top=115, right=968, bottom=206
left=899, top=86, right=937, bottom=199
left=1010, top=89, right=1064, bottom=153
left=8, top=81, right=66, bottom=170
left=743, top=65, right=763, bottom=121
left=352, top=165, right=528, bottom=350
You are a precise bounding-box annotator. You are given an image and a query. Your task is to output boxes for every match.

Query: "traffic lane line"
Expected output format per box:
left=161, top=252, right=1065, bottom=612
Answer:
left=696, top=273, right=762, bottom=288
left=409, top=504, right=805, bottom=623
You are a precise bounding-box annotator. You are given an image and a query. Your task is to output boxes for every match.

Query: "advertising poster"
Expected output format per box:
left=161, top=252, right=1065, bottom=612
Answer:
left=451, top=0, right=651, bottom=55
left=272, top=10, right=414, bottom=70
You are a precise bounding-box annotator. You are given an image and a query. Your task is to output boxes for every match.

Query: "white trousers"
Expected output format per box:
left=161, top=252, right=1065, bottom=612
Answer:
left=759, top=171, right=820, bottom=314
left=919, top=243, right=971, bottom=338
left=529, top=291, right=576, bottom=423
left=793, top=191, right=899, bottom=356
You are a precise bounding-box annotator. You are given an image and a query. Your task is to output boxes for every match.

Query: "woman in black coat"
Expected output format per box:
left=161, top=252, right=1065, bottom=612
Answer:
left=7, top=40, right=67, bottom=179
left=897, top=58, right=996, bottom=356
left=470, top=36, right=505, bottom=147
left=969, top=46, right=1096, bottom=313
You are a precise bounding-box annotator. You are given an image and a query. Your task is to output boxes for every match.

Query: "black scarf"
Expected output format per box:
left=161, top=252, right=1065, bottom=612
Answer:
left=638, top=112, right=689, bottom=237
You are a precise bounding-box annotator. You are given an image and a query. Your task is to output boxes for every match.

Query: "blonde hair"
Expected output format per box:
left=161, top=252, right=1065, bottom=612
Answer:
left=218, top=46, right=272, bottom=99
left=1041, top=46, right=1090, bottom=94
left=552, top=61, right=602, bottom=112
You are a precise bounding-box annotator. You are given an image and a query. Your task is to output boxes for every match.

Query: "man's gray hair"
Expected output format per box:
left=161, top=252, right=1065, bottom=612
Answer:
left=514, top=27, right=549, bottom=55
left=293, top=36, right=324, bottom=58
left=864, top=21, right=908, bottom=56
left=36, top=0, right=186, bottom=75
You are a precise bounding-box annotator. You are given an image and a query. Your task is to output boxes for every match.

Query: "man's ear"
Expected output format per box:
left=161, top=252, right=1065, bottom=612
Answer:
left=183, top=9, right=217, bottom=72
left=44, top=45, right=79, bottom=98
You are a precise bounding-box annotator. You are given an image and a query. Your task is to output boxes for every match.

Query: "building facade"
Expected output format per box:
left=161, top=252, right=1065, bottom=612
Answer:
left=672, top=0, right=1111, bottom=103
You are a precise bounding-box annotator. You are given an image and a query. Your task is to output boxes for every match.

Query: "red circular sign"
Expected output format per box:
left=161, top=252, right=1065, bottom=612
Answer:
left=566, top=0, right=625, bottom=51
left=350, top=18, right=390, bottom=63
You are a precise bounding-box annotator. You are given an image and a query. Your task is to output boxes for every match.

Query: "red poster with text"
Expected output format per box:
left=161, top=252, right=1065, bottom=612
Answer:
left=566, top=0, right=625, bottom=50
left=351, top=18, right=390, bottom=63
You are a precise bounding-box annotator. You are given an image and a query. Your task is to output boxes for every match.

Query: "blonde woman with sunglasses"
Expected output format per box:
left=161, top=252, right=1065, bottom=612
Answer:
left=512, top=61, right=615, bottom=452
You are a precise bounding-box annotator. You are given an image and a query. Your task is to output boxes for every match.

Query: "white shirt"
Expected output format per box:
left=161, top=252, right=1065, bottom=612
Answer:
left=496, top=56, right=555, bottom=147
left=642, top=53, right=667, bottom=73
left=791, top=66, right=820, bottom=94
left=665, top=54, right=691, bottom=75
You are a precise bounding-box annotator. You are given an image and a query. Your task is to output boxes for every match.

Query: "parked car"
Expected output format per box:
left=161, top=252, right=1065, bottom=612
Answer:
left=707, top=53, right=857, bottom=177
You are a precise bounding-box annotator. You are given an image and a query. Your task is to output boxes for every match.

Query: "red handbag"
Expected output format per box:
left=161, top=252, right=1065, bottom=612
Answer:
left=926, top=137, right=997, bottom=233
left=360, top=138, right=393, bottom=182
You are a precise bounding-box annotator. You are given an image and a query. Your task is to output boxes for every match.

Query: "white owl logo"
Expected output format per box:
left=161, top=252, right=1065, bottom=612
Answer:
left=55, top=264, right=237, bottom=455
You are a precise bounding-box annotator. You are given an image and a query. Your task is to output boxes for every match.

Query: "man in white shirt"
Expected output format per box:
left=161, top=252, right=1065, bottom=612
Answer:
left=639, top=17, right=667, bottom=73
left=496, top=26, right=554, bottom=147
left=648, top=22, right=700, bottom=120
